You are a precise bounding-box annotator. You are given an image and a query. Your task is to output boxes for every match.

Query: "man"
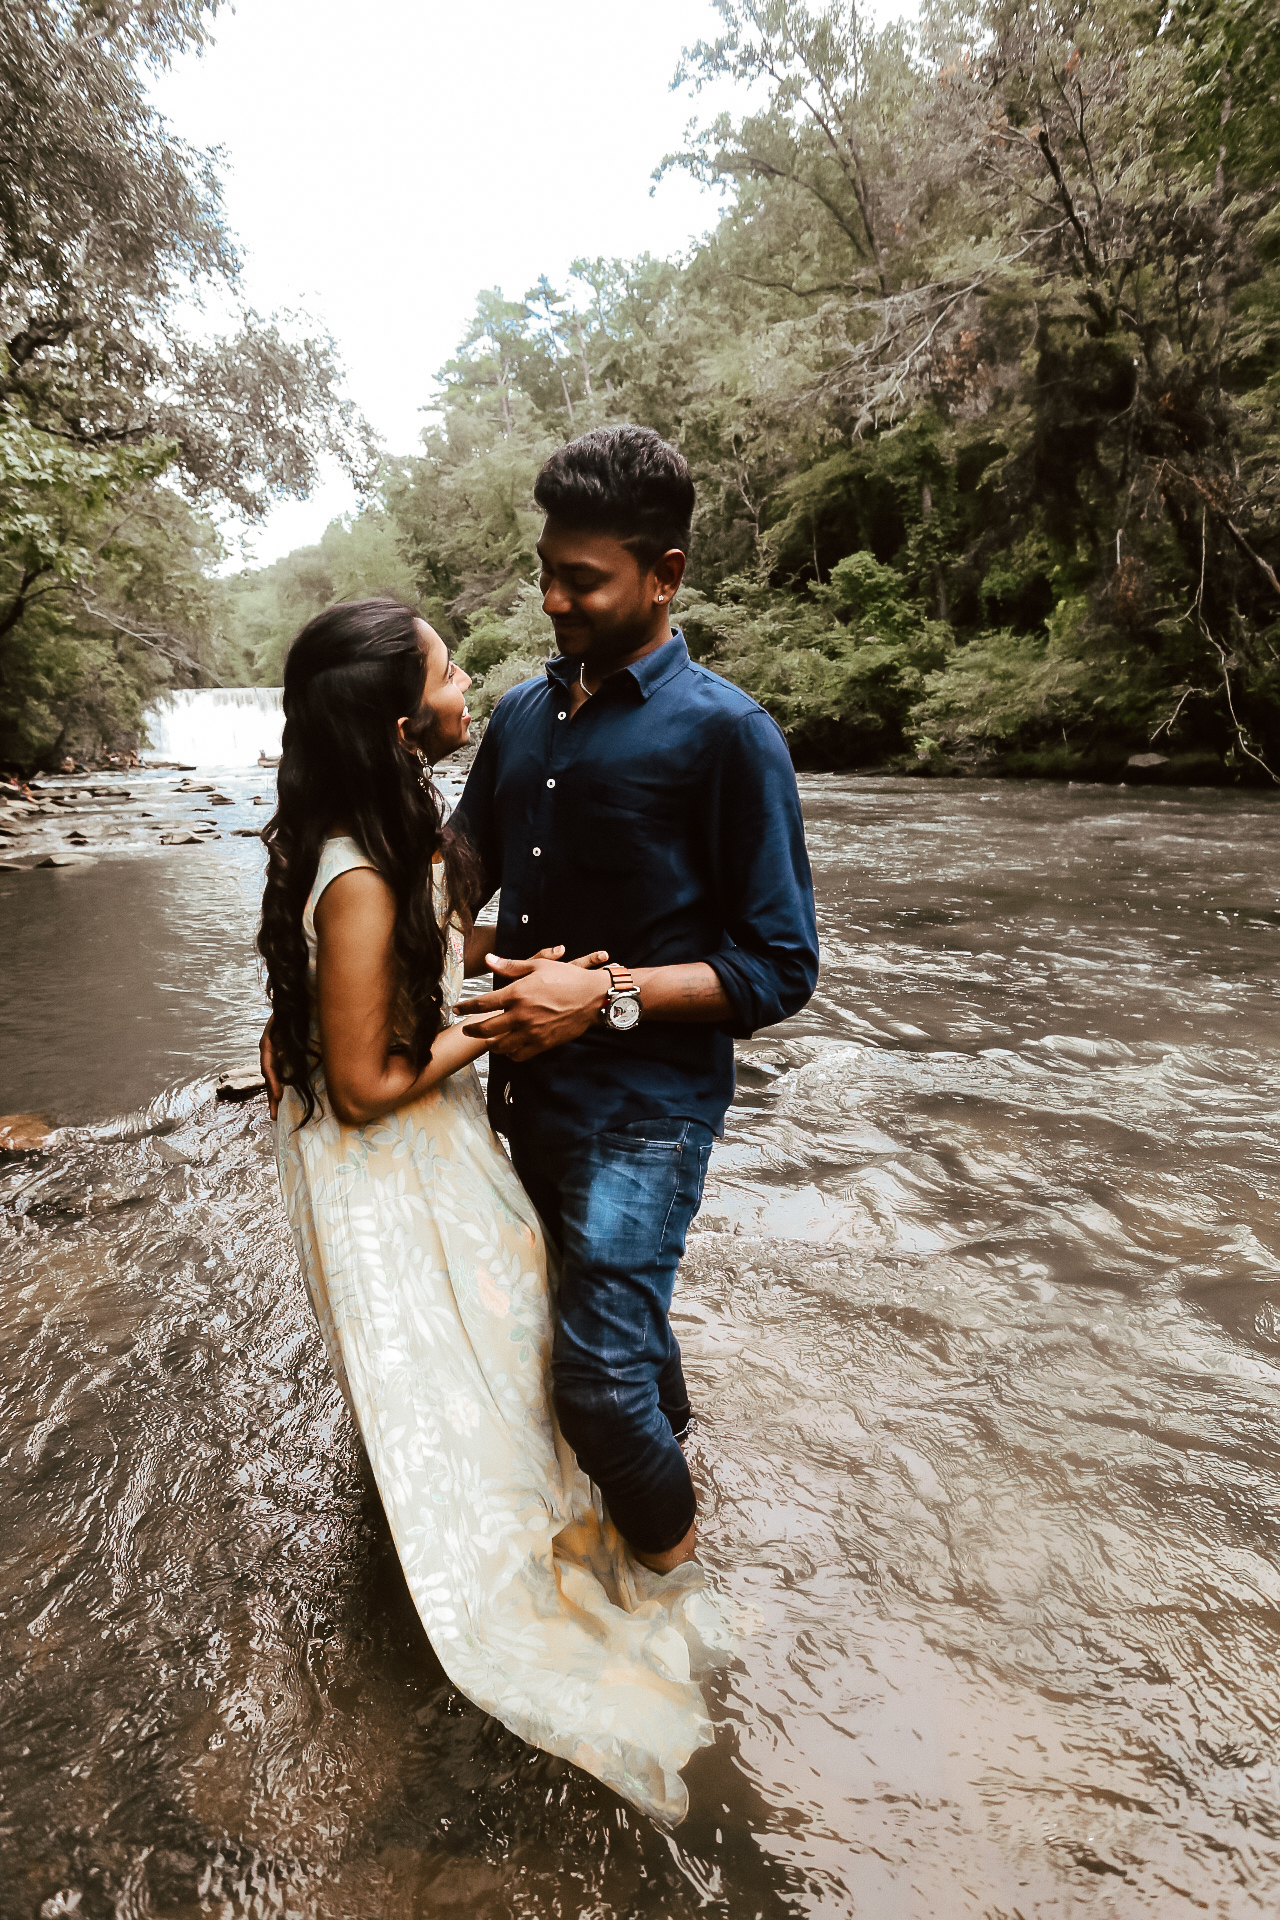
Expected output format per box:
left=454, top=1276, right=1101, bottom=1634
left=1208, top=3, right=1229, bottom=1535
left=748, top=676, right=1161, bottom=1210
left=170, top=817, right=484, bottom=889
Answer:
left=451, top=426, right=818, bottom=1574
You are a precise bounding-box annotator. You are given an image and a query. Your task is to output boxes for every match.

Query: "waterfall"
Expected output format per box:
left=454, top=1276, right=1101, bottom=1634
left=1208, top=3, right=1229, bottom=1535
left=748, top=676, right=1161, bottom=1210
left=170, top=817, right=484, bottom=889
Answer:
left=144, top=687, right=284, bottom=767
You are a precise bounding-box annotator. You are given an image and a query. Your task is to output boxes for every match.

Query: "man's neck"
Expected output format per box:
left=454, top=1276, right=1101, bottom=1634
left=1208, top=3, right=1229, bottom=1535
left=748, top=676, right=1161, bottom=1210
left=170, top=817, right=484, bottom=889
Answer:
left=576, top=617, right=673, bottom=700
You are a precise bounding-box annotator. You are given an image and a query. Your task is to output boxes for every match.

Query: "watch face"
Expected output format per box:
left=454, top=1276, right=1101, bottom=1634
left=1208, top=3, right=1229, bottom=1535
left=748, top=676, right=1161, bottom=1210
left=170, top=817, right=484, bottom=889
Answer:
left=608, top=994, right=641, bottom=1031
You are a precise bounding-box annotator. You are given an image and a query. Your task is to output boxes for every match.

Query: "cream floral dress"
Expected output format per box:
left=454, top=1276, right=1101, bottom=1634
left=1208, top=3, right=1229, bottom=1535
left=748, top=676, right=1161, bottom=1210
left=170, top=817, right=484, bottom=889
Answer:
left=275, top=835, right=717, bottom=1824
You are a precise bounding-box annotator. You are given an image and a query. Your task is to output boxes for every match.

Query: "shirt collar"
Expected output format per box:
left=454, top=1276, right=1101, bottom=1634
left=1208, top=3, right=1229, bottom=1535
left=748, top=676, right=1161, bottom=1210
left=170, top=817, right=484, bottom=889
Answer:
left=545, top=631, right=690, bottom=703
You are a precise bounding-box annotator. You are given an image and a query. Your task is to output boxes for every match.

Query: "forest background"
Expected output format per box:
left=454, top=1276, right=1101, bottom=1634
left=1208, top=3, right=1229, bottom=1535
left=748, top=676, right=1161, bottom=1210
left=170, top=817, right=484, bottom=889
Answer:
left=4, top=0, right=1279, bottom=781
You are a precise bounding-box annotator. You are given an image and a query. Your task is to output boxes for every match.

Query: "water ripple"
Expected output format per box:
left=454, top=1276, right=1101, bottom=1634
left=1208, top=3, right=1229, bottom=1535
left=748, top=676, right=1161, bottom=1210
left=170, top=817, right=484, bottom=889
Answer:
left=2, top=777, right=1280, bottom=1915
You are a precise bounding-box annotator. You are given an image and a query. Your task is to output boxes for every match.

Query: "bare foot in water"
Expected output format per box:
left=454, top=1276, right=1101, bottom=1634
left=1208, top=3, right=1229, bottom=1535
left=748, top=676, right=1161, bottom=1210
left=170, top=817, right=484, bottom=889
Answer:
left=635, top=1520, right=698, bottom=1575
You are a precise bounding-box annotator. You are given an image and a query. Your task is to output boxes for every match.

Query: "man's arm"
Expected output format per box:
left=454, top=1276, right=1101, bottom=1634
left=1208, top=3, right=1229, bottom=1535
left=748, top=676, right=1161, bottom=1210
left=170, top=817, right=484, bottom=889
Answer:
left=696, top=705, right=819, bottom=1034
left=631, top=961, right=733, bottom=1021
left=462, top=708, right=817, bottom=1059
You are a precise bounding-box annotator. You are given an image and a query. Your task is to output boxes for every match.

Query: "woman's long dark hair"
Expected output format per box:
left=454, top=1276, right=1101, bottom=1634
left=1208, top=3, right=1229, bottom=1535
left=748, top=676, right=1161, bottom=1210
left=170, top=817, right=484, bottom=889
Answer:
left=257, top=597, right=478, bottom=1123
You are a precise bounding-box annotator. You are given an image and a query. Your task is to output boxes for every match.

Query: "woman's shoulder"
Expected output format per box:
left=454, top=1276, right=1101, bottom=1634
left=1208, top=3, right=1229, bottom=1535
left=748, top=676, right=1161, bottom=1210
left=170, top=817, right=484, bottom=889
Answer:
left=304, top=836, right=382, bottom=947
left=315, top=833, right=378, bottom=890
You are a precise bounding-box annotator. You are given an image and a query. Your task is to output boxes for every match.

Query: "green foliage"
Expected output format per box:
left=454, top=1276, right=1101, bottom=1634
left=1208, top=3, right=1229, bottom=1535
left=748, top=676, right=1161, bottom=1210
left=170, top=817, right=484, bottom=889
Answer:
left=0, top=411, right=174, bottom=601
left=680, top=552, right=952, bottom=763
left=1169, top=0, right=1280, bottom=191
left=467, top=651, right=550, bottom=721
left=453, top=582, right=553, bottom=719
left=910, top=625, right=1094, bottom=753
left=458, top=580, right=553, bottom=670
left=223, top=509, right=418, bottom=684
left=0, top=442, right=233, bottom=764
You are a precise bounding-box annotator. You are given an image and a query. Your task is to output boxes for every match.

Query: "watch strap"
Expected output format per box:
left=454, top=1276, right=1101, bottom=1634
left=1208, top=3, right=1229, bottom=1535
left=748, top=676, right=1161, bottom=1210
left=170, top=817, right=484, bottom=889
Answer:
left=600, top=964, right=640, bottom=1026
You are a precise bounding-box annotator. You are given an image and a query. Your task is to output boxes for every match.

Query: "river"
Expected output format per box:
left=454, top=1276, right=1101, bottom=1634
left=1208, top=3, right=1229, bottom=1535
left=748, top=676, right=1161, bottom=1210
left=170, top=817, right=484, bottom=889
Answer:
left=2, top=773, right=1279, bottom=1917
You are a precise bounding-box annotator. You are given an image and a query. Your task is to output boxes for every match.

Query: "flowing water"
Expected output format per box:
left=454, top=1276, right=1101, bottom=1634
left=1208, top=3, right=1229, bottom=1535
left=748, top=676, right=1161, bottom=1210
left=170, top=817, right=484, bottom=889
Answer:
left=144, top=687, right=284, bottom=768
left=2, top=776, right=1280, bottom=1918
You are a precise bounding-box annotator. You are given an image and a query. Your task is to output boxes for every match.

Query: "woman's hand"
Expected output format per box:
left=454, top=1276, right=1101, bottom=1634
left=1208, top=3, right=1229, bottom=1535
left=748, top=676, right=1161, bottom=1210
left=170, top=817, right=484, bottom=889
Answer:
left=467, top=929, right=610, bottom=976
left=260, top=1017, right=282, bottom=1121
left=463, top=920, right=496, bottom=977
left=531, top=945, right=611, bottom=969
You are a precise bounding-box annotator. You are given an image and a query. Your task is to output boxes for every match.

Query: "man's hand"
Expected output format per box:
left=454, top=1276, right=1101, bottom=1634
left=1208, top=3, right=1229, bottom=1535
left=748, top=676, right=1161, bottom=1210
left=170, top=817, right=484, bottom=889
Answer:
left=260, top=1017, right=284, bottom=1120
left=461, top=950, right=611, bottom=1061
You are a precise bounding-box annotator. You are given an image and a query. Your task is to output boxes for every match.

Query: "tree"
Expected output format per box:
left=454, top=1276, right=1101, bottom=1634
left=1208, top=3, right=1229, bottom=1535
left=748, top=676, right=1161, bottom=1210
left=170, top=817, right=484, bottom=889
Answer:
left=222, top=509, right=419, bottom=685
left=906, top=0, right=1280, bottom=774
left=0, top=0, right=376, bottom=765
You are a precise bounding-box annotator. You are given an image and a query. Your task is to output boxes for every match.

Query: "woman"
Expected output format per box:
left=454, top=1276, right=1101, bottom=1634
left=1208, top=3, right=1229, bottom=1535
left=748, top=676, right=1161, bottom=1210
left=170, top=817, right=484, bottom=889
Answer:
left=258, top=599, right=715, bottom=1824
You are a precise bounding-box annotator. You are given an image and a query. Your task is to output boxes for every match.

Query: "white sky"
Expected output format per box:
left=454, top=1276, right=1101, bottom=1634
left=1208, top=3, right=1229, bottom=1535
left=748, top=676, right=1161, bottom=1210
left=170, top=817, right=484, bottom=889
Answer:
left=152, top=0, right=749, bottom=564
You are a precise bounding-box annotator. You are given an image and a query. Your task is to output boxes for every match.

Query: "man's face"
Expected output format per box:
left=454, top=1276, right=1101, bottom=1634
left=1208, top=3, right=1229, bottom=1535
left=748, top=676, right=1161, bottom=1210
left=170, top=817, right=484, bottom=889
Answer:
left=537, top=518, right=674, bottom=665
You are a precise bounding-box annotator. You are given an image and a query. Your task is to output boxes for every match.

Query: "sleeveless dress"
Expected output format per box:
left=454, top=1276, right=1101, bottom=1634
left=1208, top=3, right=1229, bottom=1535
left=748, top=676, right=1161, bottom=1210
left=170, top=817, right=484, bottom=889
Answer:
left=274, top=835, right=717, bottom=1824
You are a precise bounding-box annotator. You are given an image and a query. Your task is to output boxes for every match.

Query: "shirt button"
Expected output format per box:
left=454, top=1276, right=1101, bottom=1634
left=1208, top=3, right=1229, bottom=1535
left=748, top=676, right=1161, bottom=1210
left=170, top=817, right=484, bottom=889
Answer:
left=521, top=913, right=529, bottom=924
left=532, top=846, right=541, bottom=856
left=546, top=778, right=556, bottom=789
left=557, top=711, right=567, bottom=721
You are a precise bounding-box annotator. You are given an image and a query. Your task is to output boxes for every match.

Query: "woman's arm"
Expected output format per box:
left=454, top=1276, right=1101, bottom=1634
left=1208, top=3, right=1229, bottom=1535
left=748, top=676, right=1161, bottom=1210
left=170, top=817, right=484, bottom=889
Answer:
left=463, top=921, right=609, bottom=978
left=315, top=867, right=488, bottom=1126
left=463, top=919, right=495, bottom=977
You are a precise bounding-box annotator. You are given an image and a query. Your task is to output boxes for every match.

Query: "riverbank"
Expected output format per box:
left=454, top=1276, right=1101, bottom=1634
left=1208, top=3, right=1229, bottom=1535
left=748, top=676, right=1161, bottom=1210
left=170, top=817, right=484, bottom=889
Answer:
left=0, top=766, right=273, bottom=871
left=799, top=742, right=1270, bottom=784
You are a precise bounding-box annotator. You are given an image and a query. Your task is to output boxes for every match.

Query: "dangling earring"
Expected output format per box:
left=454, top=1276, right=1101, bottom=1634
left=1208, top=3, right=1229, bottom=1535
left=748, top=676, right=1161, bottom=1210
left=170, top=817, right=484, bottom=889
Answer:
left=414, top=748, right=433, bottom=795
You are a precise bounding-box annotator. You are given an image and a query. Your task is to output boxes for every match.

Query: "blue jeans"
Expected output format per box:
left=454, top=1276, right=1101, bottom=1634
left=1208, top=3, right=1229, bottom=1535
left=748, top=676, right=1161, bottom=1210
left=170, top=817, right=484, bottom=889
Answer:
left=509, top=1117, right=713, bottom=1556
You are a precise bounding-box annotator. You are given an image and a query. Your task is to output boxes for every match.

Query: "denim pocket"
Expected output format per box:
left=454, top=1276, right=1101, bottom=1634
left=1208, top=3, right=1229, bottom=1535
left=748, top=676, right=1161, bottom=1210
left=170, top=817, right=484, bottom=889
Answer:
left=602, top=1119, right=689, bottom=1155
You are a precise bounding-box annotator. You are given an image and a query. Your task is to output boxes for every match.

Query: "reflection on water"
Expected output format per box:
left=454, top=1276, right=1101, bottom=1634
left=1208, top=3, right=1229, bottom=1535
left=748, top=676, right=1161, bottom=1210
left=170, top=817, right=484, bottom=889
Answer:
left=0, top=841, right=268, bottom=1126
left=2, top=778, right=1279, bottom=1917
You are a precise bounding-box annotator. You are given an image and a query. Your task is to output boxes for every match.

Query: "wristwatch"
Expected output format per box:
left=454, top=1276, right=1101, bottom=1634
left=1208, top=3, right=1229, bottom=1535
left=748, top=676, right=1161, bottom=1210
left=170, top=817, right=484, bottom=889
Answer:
left=599, top=964, right=642, bottom=1032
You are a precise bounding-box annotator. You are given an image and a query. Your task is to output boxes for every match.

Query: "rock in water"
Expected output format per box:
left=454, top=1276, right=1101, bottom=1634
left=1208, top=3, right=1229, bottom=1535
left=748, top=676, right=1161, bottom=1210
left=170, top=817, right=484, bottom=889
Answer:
left=0, top=1114, right=53, bottom=1149
left=1127, top=752, right=1169, bottom=769
left=216, top=1066, right=266, bottom=1103
left=36, top=853, right=95, bottom=867
left=159, top=831, right=204, bottom=846
left=208, top=794, right=234, bottom=806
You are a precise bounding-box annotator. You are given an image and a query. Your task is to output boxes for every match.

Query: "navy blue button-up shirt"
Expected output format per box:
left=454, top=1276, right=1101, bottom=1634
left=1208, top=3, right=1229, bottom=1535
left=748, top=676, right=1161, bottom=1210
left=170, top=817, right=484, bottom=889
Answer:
left=452, top=632, right=819, bottom=1144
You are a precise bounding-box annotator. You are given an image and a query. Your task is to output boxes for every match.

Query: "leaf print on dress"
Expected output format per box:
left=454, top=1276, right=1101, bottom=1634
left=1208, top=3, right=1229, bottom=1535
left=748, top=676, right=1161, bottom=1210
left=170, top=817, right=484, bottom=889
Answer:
left=474, top=1266, right=511, bottom=1319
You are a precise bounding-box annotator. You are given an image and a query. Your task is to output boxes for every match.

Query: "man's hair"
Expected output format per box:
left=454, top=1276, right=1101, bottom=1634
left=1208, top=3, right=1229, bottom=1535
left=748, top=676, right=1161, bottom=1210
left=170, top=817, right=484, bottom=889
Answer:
left=533, top=425, right=695, bottom=564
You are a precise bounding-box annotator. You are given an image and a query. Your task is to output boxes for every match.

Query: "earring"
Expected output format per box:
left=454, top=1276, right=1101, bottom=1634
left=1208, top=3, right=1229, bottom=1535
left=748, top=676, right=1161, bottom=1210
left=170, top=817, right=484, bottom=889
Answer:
left=414, top=748, right=433, bottom=795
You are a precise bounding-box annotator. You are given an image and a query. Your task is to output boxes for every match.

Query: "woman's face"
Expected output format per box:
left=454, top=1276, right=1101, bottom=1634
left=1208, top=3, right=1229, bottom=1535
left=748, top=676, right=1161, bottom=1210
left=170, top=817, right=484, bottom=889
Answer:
left=400, top=619, right=471, bottom=761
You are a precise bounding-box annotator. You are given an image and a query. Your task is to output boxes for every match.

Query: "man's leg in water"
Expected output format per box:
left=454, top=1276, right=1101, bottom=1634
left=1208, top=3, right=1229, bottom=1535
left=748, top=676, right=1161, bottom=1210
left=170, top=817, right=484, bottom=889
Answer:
left=509, top=1118, right=712, bottom=1566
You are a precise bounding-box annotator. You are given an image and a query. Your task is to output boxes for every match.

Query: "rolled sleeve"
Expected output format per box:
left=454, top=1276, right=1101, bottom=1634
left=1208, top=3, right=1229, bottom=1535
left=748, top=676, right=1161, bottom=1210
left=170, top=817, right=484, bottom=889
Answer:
left=701, top=708, right=819, bottom=1037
